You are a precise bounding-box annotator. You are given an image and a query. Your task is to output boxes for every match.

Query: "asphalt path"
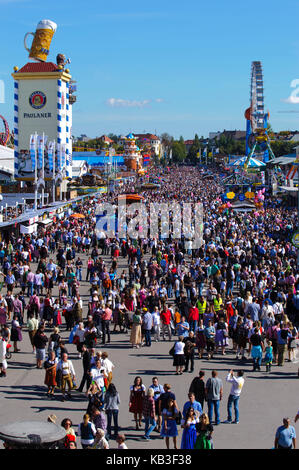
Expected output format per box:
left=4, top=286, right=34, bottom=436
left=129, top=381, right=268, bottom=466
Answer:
left=0, top=250, right=298, bottom=449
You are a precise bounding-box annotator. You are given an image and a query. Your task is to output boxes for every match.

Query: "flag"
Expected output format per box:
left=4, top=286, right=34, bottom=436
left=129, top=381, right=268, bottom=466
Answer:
left=61, top=143, right=66, bottom=169
left=37, top=135, right=44, bottom=169
left=30, top=134, right=37, bottom=172
left=48, top=141, right=54, bottom=172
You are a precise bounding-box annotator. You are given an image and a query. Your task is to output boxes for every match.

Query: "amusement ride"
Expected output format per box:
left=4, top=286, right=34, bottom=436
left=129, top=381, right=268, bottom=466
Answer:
left=244, top=61, right=275, bottom=169
left=0, top=115, right=10, bottom=147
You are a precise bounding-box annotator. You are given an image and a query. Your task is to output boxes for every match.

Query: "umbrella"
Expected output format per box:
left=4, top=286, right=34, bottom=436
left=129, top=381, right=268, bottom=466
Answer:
left=231, top=157, right=266, bottom=168
left=70, top=213, right=85, bottom=219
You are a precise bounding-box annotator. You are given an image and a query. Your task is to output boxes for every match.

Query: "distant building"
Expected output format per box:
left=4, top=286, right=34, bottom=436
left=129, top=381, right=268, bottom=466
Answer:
left=221, top=130, right=246, bottom=140
left=98, top=135, right=114, bottom=145
left=0, top=145, right=15, bottom=181
left=77, top=134, right=92, bottom=143
left=72, top=160, right=89, bottom=179
left=209, top=132, right=222, bottom=140
left=209, top=130, right=246, bottom=141
left=134, top=133, right=161, bottom=156
left=184, top=140, right=194, bottom=152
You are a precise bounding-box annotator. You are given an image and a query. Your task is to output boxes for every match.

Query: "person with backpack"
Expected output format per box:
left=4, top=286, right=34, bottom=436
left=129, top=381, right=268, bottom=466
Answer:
left=266, top=320, right=280, bottom=364
left=277, top=323, right=292, bottom=366
left=250, top=327, right=265, bottom=371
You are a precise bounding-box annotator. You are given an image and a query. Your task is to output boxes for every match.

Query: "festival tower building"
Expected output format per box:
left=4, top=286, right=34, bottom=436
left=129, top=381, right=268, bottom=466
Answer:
left=11, top=19, right=76, bottom=198
left=123, top=133, right=143, bottom=171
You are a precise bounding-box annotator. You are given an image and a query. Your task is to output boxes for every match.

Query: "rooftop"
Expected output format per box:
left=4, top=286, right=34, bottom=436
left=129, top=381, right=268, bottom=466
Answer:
left=16, top=62, right=61, bottom=73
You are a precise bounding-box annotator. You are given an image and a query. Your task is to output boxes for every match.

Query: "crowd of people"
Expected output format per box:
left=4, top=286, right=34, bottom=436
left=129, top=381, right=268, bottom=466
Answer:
left=0, top=164, right=298, bottom=449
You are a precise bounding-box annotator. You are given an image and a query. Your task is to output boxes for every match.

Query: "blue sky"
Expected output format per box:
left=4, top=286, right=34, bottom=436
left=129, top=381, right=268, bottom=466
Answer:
left=1, top=0, right=299, bottom=138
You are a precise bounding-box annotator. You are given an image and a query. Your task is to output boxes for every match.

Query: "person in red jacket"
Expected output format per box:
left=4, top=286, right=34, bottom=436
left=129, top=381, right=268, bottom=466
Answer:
left=188, top=304, right=199, bottom=333
left=160, top=305, right=172, bottom=341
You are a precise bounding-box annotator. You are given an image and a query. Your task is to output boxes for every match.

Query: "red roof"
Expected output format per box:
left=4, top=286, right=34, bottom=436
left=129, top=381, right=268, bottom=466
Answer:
left=134, top=133, right=160, bottom=141
left=17, top=62, right=60, bottom=73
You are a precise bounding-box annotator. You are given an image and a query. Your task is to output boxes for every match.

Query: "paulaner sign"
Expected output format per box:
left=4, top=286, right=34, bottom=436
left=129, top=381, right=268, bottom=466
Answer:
left=24, top=112, right=52, bottom=118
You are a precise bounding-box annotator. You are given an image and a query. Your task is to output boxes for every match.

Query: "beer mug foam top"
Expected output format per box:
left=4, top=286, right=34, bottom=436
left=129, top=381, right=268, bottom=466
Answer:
left=24, top=19, right=57, bottom=62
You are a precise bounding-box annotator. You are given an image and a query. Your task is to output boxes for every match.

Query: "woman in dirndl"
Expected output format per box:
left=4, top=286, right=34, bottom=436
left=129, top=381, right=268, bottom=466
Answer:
left=129, top=376, right=146, bottom=429
left=0, top=302, right=7, bottom=327
left=11, top=315, right=22, bottom=352
left=160, top=397, right=179, bottom=449
left=196, top=318, right=206, bottom=358
left=44, top=350, right=58, bottom=397
left=181, top=407, right=199, bottom=449
left=215, top=317, right=229, bottom=355
left=130, top=310, right=142, bottom=348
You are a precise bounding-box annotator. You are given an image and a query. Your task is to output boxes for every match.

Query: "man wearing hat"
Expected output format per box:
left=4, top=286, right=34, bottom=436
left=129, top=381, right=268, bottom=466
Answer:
left=142, top=308, right=153, bottom=347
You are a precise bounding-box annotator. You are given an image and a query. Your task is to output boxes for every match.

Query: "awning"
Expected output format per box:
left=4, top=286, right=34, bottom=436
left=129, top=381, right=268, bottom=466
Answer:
left=20, top=223, right=38, bottom=234
left=38, top=218, right=53, bottom=226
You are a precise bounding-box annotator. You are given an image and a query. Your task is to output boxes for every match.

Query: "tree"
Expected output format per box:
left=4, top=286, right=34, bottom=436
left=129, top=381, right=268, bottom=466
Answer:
left=269, top=140, right=295, bottom=157
left=172, top=140, right=187, bottom=163
left=160, top=132, right=174, bottom=159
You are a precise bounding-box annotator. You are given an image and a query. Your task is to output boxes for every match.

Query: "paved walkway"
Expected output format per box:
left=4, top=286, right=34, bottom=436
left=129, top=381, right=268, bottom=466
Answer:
left=0, top=252, right=298, bottom=449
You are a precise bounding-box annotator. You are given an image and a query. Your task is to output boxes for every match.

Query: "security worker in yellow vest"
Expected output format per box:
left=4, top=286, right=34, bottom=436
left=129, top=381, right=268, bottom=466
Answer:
left=197, top=296, right=207, bottom=317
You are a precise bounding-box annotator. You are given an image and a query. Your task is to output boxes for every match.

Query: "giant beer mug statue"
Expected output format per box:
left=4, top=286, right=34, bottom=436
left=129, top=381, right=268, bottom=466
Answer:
left=24, top=19, right=57, bottom=62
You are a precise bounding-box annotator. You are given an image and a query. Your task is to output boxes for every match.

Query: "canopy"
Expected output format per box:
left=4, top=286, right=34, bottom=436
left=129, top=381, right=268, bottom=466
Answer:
left=117, top=194, right=145, bottom=203
left=70, top=213, right=85, bottom=219
left=231, top=157, right=266, bottom=168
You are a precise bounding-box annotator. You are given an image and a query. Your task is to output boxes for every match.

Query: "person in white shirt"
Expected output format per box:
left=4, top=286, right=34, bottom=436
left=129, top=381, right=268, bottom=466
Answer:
left=101, top=351, right=115, bottom=387
left=224, top=369, right=245, bottom=424
left=152, top=307, right=161, bottom=342
left=56, top=353, right=76, bottom=401
left=90, top=358, right=108, bottom=395
left=0, top=335, right=7, bottom=377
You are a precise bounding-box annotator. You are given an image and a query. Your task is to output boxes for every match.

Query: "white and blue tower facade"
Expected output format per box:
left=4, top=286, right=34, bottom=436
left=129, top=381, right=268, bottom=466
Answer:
left=12, top=61, right=73, bottom=181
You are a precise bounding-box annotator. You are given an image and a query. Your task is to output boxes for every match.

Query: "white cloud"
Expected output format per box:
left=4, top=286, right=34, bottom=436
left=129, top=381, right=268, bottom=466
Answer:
left=106, top=98, right=165, bottom=108
left=106, top=98, right=150, bottom=108
left=281, top=96, right=299, bottom=104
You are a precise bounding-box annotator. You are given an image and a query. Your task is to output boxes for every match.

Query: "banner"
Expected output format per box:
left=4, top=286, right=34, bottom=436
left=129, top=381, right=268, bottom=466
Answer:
left=30, top=134, right=37, bottom=171
left=48, top=141, right=54, bottom=172
left=37, top=134, right=44, bottom=169
left=61, top=143, right=66, bottom=169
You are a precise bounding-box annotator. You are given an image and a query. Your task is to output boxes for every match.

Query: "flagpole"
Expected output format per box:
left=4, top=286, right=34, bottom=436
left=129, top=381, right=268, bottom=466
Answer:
left=34, top=132, right=38, bottom=211
left=41, top=132, right=45, bottom=207
left=53, top=141, right=56, bottom=204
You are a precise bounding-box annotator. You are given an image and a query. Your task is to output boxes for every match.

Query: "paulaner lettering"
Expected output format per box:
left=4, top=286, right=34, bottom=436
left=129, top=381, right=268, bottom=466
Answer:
left=23, top=112, right=52, bottom=118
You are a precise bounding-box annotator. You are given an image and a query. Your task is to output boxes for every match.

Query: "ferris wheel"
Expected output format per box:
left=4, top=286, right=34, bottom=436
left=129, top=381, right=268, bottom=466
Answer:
left=250, top=61, right=265, bottom=132
left=244, top=61, right=275, bottom=168
left=0, top=115, right=10, bottom=146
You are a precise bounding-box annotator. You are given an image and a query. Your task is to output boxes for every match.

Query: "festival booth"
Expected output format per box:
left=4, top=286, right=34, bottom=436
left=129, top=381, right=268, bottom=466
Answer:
left=20, top=215, right=38, bottom=234
left=230, top=156, right=266, bottom=169
left=116, top=194, right=145, bottom=204
left=218, top=187, right=266, bottom=214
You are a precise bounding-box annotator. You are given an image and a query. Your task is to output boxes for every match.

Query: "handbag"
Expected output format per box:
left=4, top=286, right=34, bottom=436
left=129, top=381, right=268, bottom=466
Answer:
left=169, top=345, right=175, bottom=356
